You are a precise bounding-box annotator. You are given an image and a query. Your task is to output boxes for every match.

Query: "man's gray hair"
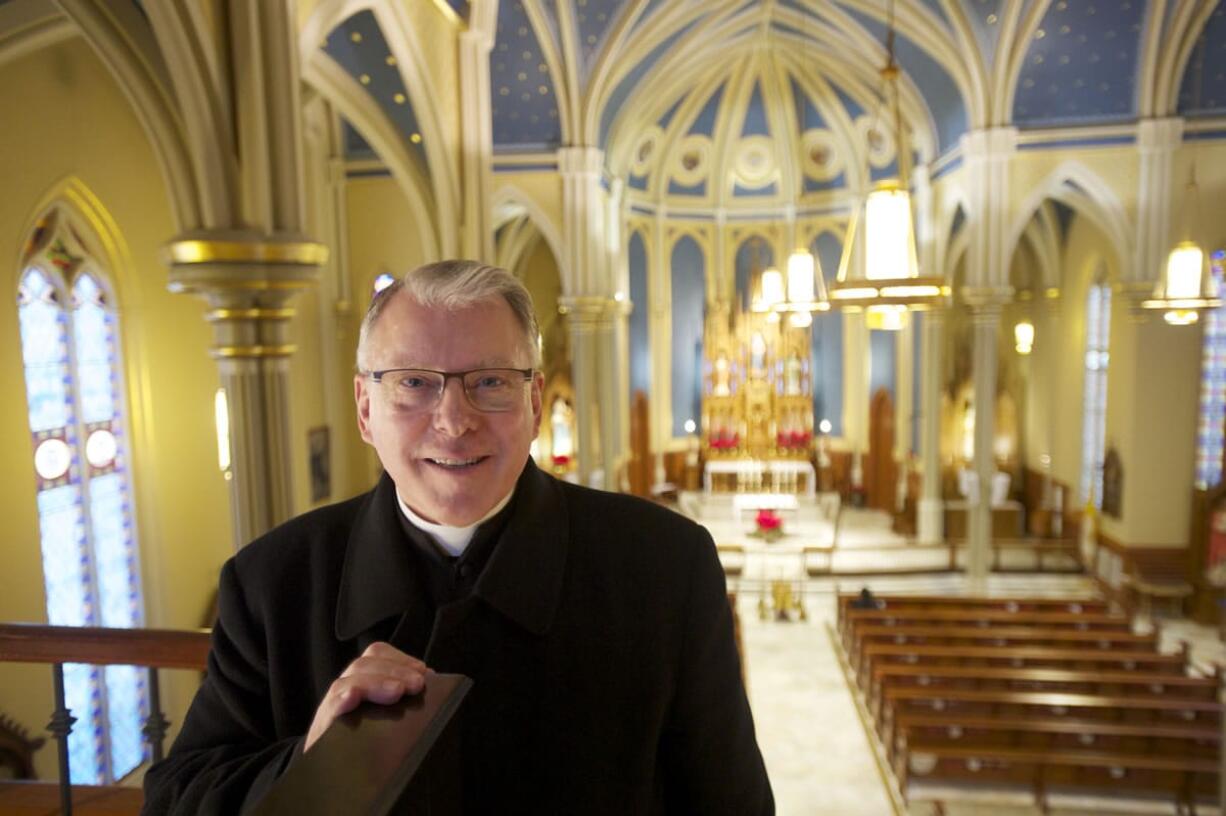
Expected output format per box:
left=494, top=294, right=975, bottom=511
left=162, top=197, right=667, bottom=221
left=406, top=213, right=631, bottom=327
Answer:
left=356, top=260, right=542, bottom=370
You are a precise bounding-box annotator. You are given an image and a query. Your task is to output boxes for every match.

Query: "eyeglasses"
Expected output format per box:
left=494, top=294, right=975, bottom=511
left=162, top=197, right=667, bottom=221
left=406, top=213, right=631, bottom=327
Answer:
left=363, top=367, right=535, bottom=413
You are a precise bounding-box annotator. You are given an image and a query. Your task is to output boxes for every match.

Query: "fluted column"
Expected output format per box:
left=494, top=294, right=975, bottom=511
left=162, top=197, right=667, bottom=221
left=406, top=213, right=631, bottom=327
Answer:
left=894, top=314, right=915, bottom=511
left=165, top=237, right=326, bottom=548
left=917, top=308, right=945, bottom=543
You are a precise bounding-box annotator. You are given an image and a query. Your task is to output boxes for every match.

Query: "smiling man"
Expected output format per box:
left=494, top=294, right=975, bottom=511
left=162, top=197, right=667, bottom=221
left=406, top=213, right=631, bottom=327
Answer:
left=143, top=261, right=773, bottom=815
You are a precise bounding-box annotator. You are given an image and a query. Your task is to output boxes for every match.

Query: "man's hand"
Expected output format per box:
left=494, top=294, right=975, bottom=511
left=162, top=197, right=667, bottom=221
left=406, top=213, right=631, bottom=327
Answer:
left=304, top=642, right=429, bottom=752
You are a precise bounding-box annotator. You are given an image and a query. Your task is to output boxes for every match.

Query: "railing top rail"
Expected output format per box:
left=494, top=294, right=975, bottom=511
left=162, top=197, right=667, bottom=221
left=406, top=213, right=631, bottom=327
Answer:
left=0, top=623, right=211, bottom=670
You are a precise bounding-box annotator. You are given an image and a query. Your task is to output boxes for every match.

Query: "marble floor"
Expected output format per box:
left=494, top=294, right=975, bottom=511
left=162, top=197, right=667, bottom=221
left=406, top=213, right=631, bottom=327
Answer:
left=734, top=561, right=1224, bottom=816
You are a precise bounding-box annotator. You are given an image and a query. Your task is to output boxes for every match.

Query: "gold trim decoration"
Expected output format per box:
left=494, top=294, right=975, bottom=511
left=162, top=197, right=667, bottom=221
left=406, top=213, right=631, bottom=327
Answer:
left=205, top=308, right=297, bottom=322
left=210, top=344, right=298, bottom=359
left=164, top=240, right=329, bottom=266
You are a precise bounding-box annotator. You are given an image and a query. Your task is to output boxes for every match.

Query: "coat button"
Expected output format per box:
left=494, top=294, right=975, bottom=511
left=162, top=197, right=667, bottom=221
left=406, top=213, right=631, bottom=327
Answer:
left=458, top=563, right=473, bottom=581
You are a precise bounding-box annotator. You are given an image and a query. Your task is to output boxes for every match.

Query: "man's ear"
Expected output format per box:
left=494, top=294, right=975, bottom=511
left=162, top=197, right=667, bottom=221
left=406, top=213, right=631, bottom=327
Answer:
left=354, top=374, right=374, bottom=444
left=529, top=370, right=544, bottom=438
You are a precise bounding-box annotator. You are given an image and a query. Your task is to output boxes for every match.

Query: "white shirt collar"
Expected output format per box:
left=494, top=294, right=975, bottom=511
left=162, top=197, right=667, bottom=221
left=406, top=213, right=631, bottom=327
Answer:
left=396, top=488, right=515, bottom=557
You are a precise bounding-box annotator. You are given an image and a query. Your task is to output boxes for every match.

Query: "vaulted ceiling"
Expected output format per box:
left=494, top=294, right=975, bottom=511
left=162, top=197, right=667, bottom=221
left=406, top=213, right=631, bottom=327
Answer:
left=319, top=0, right=1224, bottom=206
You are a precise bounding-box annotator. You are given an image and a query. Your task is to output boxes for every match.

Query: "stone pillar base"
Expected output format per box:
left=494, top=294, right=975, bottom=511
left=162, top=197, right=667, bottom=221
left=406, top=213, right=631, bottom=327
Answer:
left=917, top=498, right=944, bottom=545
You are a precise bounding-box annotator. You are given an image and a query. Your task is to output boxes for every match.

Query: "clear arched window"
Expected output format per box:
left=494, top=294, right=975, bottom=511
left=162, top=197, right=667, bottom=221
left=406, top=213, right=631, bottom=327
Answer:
left=1195, top=250, right=1226, bottom=489
left=17, top=221, right=146, bottom=784
left=1080, top=279, right=1111, bottom=507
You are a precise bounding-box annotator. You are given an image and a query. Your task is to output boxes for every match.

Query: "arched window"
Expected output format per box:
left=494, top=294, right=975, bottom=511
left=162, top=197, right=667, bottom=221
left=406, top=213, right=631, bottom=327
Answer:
left=1195, top=250, right=1226, bottom=489
left=17, top=219, right=145, bottom=784
left=1080, top=278, right=1111, bottom=507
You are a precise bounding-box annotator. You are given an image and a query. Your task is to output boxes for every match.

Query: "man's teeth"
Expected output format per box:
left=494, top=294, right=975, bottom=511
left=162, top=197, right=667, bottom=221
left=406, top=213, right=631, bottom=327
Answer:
left=430, top=457, right=481, bottom=467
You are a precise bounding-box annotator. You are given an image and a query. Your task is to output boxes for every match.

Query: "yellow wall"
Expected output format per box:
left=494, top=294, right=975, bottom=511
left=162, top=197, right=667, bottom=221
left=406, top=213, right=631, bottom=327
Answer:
left=343, top=174, right=435, bottom=485
left=0, top=40, right=231, bottom=776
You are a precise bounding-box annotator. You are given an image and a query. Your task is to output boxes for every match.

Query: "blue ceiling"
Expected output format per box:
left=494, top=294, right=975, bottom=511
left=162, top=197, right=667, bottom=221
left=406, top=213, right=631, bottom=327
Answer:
left=324, top=11, right=428, bottom=167
left=316, top=1, right=1226, bottom=167
left=1178, top=2, right=1226, bottom=115
left=1013, top=0, right=1147, bottom=126
left=490, top=1, right=561, bottom=150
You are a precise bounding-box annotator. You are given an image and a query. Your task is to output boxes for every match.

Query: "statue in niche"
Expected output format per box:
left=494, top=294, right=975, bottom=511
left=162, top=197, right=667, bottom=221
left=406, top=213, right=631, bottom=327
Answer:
left=550, top=397, right=575, bottom=462
left=1101, top=447, right=1122, bottom=519
left=713, top=354, right=732, bottom=397
left=749, top=331, right=767, bottom=377
left=785, top=354, right=803, bottom=396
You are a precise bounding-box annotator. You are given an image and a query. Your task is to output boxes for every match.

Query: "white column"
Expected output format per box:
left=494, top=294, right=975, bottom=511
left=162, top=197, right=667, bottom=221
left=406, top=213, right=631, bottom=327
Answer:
left=894, top=315, right=915, bottom=511
left=843, top=311, right=870, bottom=494
left=918, top=309, right=945, bottom=543
left=967, top=302, right=1003, bottom=594
left=458, top=27, right=495, bottom=260
left=1133, top=118, right=1182, bottom=288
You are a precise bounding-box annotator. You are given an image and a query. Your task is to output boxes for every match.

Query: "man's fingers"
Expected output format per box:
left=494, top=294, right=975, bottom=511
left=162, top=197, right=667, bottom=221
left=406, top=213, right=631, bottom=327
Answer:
left=361, top=641, right=428, bottom=672
left=304, top=649, right=428, bottom=753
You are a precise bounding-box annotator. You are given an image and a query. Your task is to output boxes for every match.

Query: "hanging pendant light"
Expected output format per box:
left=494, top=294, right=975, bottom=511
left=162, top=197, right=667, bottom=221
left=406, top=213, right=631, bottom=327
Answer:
left=829, top=0, right=947, bottom=320
left=1141, top=37, right=1222, bottom=325
left=1014, top=320, right=1035, bottom=354
left=773, top=248, right=830, bottom=315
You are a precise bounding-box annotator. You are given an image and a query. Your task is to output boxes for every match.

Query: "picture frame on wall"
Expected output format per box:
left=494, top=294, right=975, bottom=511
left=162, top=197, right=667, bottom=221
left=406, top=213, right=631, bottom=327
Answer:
left=308, top=425, right=331, bottom=504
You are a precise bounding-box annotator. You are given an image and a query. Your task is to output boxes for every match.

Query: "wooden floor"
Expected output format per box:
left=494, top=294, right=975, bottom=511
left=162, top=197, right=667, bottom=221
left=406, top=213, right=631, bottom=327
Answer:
left=0, top=781, right=143, bottom=815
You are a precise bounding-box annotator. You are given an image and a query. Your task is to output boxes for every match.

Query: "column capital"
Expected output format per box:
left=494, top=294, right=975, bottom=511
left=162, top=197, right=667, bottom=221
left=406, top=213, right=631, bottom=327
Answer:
left=164, top=231, right=326, bottom=306
left=557, top=146, right=605, bottom=175
left=961, top=126, right=1018, bottom=159
left=1136, top=117, right=1184, bottom=151
left=960, top=286, right=1014, bottom=313
left=559, top=295, right=627, bottom=329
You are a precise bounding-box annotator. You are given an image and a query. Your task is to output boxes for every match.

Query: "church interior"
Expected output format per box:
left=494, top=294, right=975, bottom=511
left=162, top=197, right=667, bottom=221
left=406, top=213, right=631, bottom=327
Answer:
left=2, top=0, right=1226, bottom=812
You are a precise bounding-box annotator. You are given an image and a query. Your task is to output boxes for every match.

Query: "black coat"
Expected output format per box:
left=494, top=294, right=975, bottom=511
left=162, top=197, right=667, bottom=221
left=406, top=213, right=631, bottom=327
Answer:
left=143, top=462, right=773, bottom=814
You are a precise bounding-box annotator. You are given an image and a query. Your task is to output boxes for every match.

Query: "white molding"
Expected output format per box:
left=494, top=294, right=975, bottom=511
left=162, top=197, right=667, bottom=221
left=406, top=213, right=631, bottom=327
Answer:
left=304, top=51, right=441, bottom=259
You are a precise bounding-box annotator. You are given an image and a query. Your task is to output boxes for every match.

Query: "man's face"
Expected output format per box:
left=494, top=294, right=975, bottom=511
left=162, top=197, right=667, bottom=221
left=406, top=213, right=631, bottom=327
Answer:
left=354, top=292, right=542, bottom=526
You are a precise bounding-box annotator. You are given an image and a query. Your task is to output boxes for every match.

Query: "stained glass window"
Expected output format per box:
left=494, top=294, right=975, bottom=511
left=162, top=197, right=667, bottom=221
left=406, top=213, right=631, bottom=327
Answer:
left=1195, top=251, right=1226, bottom=489
left=17, top=253, right=146, bottom=784
left=1080, top=282, right=1111, bottom=507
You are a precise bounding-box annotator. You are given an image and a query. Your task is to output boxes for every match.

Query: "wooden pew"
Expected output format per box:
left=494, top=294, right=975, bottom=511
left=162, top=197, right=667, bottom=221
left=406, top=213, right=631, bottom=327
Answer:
left=840, top=607, right=1132, bottom=647
left=897, top=740, right=1217, bottom=814
left=860, top=642, right=1192, bottom=680
left=836, top=593, right=1222, bottom=813
left=850, top=624, right=1157, bottom=677
left=869, top=664, right=1221, bottom=718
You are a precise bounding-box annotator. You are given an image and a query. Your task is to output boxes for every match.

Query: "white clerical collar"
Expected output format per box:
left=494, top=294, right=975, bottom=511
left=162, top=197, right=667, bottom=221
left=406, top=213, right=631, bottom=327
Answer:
left=396, top=488, right=515, bottom=557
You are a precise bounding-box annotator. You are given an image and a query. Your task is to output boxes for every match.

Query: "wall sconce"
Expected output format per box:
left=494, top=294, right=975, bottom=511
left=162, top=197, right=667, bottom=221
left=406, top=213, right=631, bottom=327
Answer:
left=214, top=387, right=232, bottom=479
left=1014, top=320, right=1034, bottom=354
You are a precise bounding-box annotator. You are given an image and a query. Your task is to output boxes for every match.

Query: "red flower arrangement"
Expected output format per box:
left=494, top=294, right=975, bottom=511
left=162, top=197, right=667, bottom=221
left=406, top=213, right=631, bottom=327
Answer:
left=550, top=454, right=571, bottom=467
left=708, top=431, right=740, bottom=451
left=775, top=430, right=812, bottom=450
left=755, top=509, right=783, bottom=531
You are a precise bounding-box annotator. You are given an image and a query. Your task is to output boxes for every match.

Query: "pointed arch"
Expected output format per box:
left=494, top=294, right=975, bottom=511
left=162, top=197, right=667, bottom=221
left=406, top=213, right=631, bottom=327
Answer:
left=1005, top=162, right=1133, bottom=281
left=490, top=183, right=567, bottom=293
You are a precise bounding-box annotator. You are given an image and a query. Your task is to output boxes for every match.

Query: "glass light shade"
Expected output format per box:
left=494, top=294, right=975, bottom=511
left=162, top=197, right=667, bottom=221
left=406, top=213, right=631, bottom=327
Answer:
left=759, top=268, right=785, bottom=309
left=1164, top=242, right=1203, bottom=299
left=1014, top=320, right=1034, bottom=354
left=865, top=186, right=918, bottom=282
left=214, top=387, right=231, bottom=473
left=1164, top=309, right=1198, bottom=326
left=789, top=311, right=813, bottom=328
left=865, top=304, right=906, bottom=331
left=787, top=250, right=815, bottom=303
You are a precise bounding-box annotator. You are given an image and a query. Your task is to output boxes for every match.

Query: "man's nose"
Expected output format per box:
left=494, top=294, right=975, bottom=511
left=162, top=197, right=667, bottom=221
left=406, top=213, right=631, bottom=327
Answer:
left=432, top=377, right=478, bottom=435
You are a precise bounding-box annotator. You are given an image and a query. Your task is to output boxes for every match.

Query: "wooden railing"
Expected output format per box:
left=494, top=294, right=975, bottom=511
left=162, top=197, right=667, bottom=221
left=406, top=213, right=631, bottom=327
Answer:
left=0, top=623, right=211, bottom=815
left=0, top=623, right=472, bottom=815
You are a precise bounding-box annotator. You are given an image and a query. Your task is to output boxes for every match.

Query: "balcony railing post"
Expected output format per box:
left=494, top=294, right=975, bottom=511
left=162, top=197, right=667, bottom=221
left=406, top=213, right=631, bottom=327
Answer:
left=143, top=666, right=171, bottom=762
left=48, top=662, right=75, bottom=816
